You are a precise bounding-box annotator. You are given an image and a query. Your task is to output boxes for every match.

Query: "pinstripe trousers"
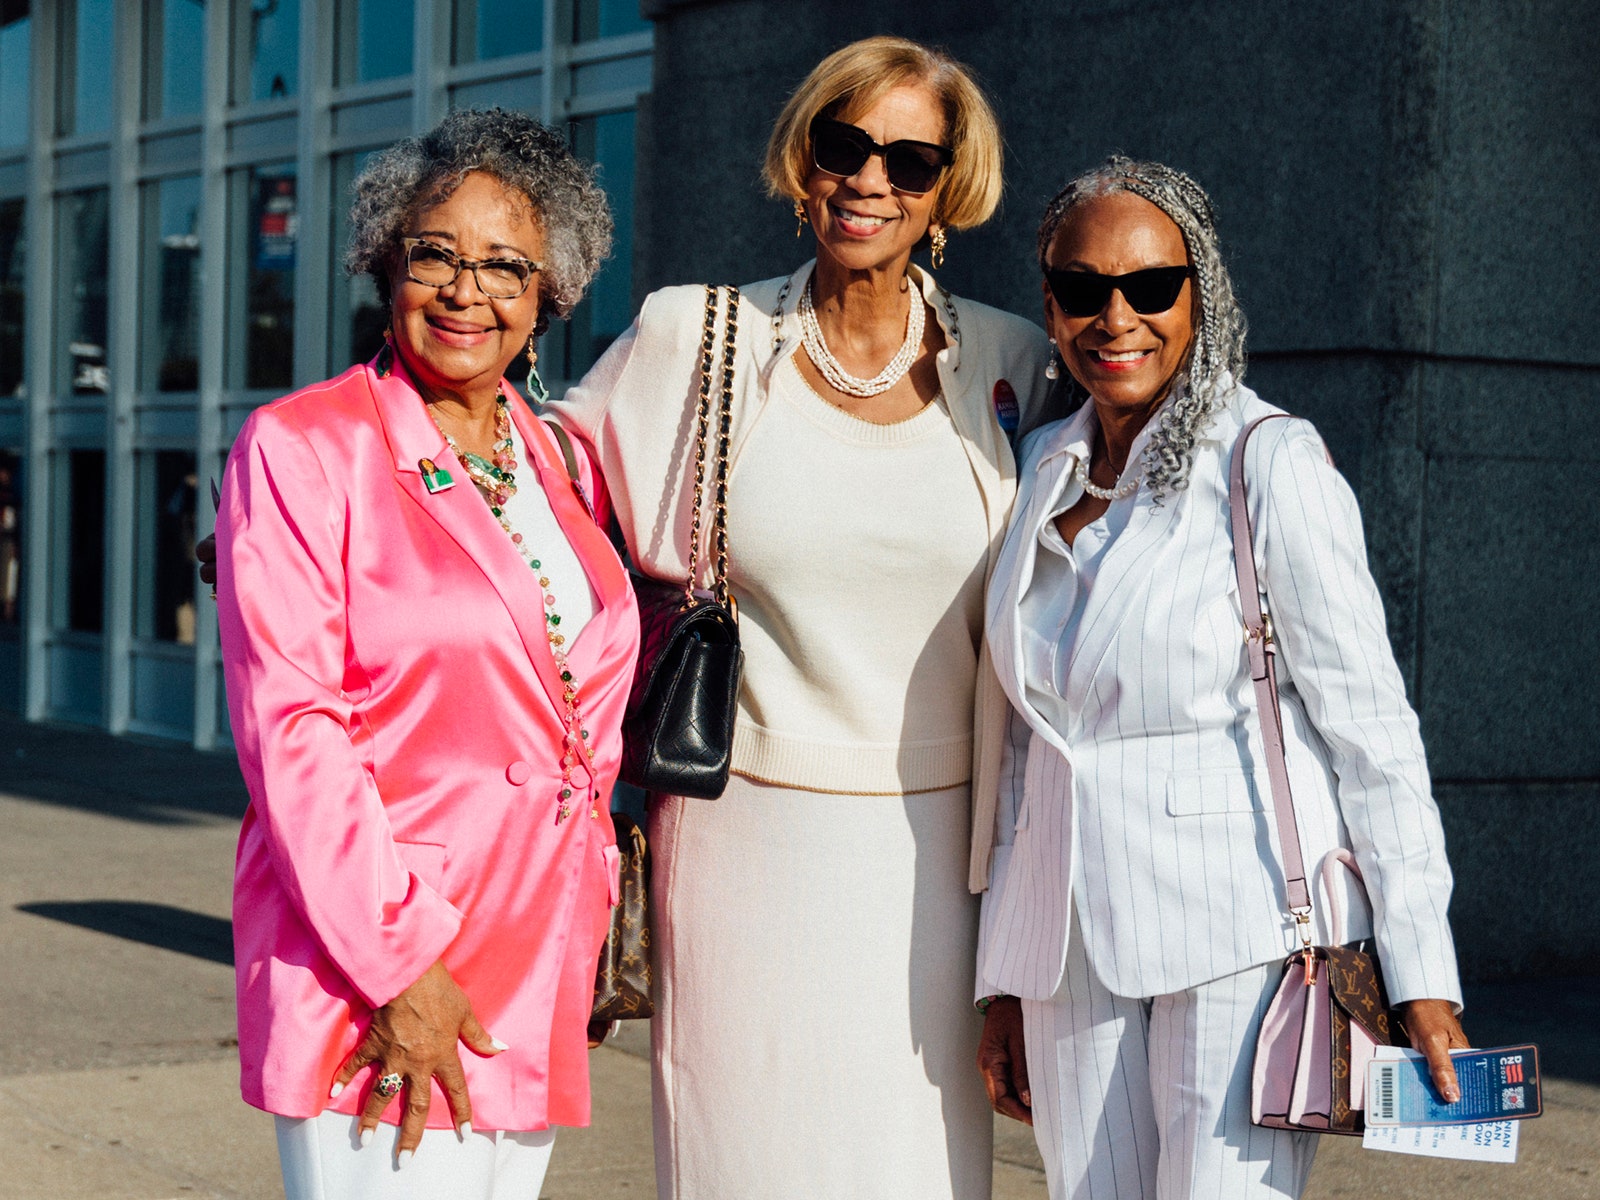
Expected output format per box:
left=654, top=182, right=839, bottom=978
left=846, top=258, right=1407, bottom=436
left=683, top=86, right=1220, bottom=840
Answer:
left=1022, top=907, right=1318, bottom=1200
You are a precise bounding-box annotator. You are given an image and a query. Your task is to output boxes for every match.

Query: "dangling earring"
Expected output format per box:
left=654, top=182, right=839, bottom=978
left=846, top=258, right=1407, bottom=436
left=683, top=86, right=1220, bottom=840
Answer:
left=524, top=334, right=549, bottom=405
left=929, top=225, right=947, bottom=270
left=794, top=199, right=808, bottom=238
left=375, top=324, right=395, bottom=377
left=1045, top=343, right=1060, bottom=380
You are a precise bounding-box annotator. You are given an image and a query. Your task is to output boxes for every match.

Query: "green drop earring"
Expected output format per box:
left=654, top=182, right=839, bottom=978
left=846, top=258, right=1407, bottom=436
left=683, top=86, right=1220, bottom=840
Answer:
left=375, top=324, right=395, bottom=377
left=524, top=334, right=549, bottom=405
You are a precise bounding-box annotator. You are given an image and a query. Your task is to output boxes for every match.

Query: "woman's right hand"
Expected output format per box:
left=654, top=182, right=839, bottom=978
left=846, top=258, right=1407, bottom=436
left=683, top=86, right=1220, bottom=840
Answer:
left=330, top=959, right=506, bottom=1163
left=196, top=532, right=217, bottom=587
left=977, top=996, right=1033, bottom=1125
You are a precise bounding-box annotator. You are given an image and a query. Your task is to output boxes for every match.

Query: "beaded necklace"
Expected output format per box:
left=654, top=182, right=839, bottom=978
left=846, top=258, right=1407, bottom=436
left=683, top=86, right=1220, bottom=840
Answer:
left=433, top=395, right=596, bottom=823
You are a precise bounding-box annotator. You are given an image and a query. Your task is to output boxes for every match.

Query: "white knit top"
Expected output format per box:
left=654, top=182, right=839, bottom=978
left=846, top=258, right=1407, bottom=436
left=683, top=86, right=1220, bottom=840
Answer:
left=722, top=358, right=990, bottom=794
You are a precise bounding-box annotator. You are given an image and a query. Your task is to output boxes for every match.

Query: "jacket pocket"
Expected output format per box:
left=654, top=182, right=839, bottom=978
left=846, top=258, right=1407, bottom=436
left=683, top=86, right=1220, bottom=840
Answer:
left=1165, top=770, right=1265, bottom=816
left=394, top=840, right=448, bottom=890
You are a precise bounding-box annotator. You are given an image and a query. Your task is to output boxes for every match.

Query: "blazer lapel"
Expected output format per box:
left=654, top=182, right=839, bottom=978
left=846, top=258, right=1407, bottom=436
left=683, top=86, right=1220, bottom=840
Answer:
left=1058, top=482, right=1181, bottom=713
left=368, top=363, right=570, bottom=719
left=987, top=412, right=1092, bottom=760
left=1060, top=392, right=1248, bottom=715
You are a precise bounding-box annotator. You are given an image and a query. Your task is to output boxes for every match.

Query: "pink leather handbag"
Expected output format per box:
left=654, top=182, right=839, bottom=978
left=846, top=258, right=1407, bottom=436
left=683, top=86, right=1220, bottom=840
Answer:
left=1231, top=415, right=1400, bottom=1136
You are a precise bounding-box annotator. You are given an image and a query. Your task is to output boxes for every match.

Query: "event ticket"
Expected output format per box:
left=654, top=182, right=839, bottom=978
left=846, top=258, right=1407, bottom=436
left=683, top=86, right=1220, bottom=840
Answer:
left=1367, top=1044, right=1541, bottom=1125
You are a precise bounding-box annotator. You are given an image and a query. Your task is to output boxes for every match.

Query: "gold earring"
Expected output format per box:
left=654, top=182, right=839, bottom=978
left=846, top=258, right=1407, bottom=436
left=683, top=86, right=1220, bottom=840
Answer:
left=375, top=324, right=395, bottom=377
left=794, top=199, right=808, bottom=237
left=929, top=226, right=947, bottom=270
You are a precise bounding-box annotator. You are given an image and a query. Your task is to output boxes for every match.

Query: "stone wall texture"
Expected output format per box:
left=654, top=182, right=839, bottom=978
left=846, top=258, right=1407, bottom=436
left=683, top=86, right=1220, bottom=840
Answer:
left=634, top=0, right=1600, bottom=981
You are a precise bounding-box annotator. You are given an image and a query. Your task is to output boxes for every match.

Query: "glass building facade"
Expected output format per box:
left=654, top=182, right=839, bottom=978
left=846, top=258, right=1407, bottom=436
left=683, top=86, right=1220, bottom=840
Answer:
left=0, top=0, right=652, bottom=745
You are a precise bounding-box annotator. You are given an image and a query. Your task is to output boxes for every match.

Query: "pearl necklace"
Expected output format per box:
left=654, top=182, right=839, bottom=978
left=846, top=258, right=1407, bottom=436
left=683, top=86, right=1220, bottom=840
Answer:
left=797, top=278, right=925, bottom=398
left=1075, top=454, right=1143, bottom=501
left=434, top=396, right=596, bottom=823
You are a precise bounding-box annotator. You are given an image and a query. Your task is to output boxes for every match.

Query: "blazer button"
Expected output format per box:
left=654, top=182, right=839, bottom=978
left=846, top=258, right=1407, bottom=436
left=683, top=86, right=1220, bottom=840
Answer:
left=506, top=761, right=532, bottom=786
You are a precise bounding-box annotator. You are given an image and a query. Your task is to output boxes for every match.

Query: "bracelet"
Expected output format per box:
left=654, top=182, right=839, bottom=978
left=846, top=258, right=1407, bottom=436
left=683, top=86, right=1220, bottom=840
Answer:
left=975, top=993, right=1007, bottom=1015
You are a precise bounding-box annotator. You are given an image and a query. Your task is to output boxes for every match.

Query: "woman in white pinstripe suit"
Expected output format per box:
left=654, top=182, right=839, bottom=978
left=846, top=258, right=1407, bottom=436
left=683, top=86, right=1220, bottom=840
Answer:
left=971, top=158, right=1469, bottom=1200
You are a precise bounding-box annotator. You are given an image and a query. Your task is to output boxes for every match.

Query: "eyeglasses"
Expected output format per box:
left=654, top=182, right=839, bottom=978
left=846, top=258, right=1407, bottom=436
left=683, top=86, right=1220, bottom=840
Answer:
left=401, top=238, right=543, bottom=299
left=1045, top=266, right=1191, bottom=318
left=809, top=117, right=954, bottom=195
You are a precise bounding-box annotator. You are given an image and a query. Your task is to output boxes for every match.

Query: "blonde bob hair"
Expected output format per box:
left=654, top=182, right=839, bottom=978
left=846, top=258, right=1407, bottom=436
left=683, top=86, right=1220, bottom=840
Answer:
left=762, top=36, right=1004, bottom=231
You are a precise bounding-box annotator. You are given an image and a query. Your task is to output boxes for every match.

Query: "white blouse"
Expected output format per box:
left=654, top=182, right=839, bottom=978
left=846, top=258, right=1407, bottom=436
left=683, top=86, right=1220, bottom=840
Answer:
left=489, top=421, right=597, bottom=641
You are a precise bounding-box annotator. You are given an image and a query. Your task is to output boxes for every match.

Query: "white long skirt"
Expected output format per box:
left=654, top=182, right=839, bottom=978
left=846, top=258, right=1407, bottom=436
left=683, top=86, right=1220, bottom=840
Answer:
left=649, top=775, right=992, bottom=1200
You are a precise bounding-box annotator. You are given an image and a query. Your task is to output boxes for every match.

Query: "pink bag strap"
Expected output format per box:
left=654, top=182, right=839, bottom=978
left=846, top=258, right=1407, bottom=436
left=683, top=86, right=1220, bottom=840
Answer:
left=1228, top=414, right=1313, bottom=933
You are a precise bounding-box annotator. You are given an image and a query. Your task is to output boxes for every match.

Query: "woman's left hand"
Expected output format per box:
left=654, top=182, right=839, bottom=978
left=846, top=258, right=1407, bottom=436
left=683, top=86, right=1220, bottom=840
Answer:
left=331, top=960, right=504, bottom=1161
left=1399, top=997, right=1469, bottom=1104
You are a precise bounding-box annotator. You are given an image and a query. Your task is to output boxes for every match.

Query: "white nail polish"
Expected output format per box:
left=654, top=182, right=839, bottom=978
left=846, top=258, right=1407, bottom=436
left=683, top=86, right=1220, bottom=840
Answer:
left=490, top=1037, right=510, bottom=1051
left=329, top=1081, right=344, bottom=1099
left=359, top=1127, right=374, bottom=1149
left=398, top=1149, right=413, bottom=1169
left=457, top=1121, right=472, bottom=1141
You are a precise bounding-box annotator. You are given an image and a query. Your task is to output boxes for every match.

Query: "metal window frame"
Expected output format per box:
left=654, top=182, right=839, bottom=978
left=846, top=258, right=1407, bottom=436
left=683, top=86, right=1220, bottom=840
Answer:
left=15, top=0, right=651, bottom=746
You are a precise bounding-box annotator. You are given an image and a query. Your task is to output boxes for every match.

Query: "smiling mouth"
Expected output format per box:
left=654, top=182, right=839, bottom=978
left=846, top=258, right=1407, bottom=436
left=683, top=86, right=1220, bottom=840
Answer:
left=428, top=318, right=494, bottom=336
left=830, top=204, right=894, bottom=231
left=1090, top=348, right=1155, bottom=363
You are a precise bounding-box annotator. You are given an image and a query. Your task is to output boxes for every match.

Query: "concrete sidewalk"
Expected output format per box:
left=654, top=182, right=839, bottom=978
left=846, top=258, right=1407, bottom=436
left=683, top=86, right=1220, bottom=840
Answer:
left=1, top=711, right=1594, bottom=1198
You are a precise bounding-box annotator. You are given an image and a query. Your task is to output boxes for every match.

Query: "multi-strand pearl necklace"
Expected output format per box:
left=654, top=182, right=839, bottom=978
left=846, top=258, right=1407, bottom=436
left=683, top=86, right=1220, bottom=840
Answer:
left=1075, top=454, right=1143, bottom=502
left=434, top=395, right=595, bottom=823
left=797, top=278, right=925, bottom=398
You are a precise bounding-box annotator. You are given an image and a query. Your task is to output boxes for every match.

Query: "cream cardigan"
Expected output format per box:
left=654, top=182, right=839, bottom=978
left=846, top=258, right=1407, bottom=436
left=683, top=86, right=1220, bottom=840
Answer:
left=545, top=261, right=1053, bottom=888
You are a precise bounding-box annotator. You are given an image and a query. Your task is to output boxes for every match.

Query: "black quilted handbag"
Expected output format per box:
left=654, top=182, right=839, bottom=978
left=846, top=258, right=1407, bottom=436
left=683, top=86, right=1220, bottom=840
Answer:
left=618, top=286, right=744, bottom=799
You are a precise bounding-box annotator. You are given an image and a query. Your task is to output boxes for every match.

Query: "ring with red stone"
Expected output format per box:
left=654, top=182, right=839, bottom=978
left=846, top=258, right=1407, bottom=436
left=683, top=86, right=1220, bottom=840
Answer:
left=374, top=1072, right=403, bottom=1099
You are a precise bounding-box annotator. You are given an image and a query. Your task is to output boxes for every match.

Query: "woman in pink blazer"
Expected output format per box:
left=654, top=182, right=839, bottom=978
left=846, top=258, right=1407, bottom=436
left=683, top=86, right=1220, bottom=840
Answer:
left=215, top=109, right=638, bottom=1198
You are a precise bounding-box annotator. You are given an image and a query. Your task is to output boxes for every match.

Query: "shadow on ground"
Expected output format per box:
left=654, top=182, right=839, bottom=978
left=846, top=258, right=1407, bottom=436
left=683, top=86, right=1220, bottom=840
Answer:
left=16, top=900, right=235, bottom=966
left=0, top=709, right=247, bottom=824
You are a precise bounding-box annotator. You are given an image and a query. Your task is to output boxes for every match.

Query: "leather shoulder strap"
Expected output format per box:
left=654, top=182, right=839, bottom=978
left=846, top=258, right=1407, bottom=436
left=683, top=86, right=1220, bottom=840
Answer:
left=541, top=418, right=581, bottom=484
left=1229, top=414, right=1312, bottom=919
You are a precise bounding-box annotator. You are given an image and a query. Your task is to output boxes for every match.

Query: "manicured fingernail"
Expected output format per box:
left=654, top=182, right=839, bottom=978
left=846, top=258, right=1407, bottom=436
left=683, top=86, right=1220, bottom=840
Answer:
left=1445, top=1084, right=1461, bottom=1103
left=1021, top=1090, right=1032, bottom=1106
left=490, top=1037, right=510, bottom=1051
left=398, top=1149, right=413, bottom=1169
left=457, top=1121, right=472, bottom=1141
left=359, top=1127, right=374, bottom=1149
left=329, top=1081, right=344, bottom=1099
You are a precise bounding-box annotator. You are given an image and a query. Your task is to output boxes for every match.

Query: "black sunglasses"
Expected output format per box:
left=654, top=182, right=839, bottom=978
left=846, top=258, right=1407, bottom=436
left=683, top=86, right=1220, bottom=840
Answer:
left=1045, top=266, right=1191, bottom=318
left=809, top=117, right=954, bottom=195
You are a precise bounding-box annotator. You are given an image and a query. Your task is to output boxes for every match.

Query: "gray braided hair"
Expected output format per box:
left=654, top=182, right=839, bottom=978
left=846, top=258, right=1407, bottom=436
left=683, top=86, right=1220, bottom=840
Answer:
left=1036, top=157, right=1247, bottom=498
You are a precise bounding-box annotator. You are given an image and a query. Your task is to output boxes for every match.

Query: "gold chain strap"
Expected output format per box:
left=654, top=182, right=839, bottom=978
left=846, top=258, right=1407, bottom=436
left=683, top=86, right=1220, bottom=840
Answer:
left=684, top=285, right=739, bottom=609
left=711, top=287, right=740, bottom=609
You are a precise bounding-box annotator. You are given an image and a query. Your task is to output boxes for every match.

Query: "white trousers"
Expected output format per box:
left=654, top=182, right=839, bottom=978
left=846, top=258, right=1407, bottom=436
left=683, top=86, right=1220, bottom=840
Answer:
left=1022, top=909, right=1318, bottom=1200
left=274, top=1113, right=555, bottom=1200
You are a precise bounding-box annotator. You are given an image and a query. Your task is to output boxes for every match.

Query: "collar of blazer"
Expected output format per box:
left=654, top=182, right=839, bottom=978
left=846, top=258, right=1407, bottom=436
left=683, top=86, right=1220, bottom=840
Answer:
left=986, top=379, right=1249, bottom=748
left=367, top=355, right=624, bottom=723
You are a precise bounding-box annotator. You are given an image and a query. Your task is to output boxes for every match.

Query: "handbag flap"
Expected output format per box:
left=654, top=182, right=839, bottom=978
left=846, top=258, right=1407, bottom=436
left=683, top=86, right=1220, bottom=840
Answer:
left=1324, top=943, right=1393, bottom=1046
left=629, top=575, right=738, bottom=697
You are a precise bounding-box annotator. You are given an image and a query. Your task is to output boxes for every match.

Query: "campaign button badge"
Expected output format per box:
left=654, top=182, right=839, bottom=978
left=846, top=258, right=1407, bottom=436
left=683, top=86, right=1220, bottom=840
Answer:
left=993, top=379, right=1019, bottom=435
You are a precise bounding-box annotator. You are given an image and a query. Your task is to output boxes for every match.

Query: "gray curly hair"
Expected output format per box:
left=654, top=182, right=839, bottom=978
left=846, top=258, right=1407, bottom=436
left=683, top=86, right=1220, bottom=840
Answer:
left=1037, top=156, right=1247, bottom=499
left=346, top=108, right=613, bottom=333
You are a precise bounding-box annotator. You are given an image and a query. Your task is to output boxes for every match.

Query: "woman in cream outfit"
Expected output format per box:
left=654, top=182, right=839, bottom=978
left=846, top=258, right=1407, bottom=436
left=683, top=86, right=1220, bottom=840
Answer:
left=972, top=158, right=1466, bottom=1199
left=545, top=37, right=1052, bottom=1200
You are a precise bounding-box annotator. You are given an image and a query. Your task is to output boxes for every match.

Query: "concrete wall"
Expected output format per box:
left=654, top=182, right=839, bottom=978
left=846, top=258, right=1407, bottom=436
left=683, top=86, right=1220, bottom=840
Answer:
left=635, top=0, right=1600, bottom=981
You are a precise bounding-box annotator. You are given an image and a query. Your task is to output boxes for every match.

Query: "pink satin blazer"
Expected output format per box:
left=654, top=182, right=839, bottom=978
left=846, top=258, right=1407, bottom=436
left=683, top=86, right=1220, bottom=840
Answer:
left=217, top=360, right=639, bottom=1131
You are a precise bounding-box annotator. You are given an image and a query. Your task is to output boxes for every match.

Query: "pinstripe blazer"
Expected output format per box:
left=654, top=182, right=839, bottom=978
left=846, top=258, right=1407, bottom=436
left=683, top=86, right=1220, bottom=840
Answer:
left=975, top=382, right=1463, bottom=1004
